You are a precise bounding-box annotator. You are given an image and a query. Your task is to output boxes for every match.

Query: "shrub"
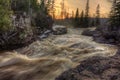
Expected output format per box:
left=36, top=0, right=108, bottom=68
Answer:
left=33, top=13, right=54, bottom=34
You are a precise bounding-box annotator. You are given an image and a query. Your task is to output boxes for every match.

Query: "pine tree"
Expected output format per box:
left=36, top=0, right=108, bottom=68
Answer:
left=72, top=11, right=74, bottom=18
left=74, top=8, right=80, bottom=27
left=95, top=4, right=100, bottom=26
left=80, top=10, right=84, bottom=27
left=84, top=0, right=90, bottom=27
left=109, top=0, right=120, bottom=30
left=60, top=0, right=65, bottom=19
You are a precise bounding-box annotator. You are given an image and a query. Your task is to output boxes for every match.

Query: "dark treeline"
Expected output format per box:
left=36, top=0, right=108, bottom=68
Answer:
left=73, top=0, right=120, bottom=44
left=107, top=0, right=120, bottom=43
left=93, top=0, right=120, bottom=44
left=0, top=0, right=55, bottom=50
left=73, top=0, right=101, bottom=27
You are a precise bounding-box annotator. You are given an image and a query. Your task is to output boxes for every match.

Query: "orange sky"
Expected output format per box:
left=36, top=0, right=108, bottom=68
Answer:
left=55, top=0, right=112, bottom=18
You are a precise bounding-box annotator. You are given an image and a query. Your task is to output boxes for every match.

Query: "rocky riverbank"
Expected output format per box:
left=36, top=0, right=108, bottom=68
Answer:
left=56, top=50, right=120, bottom=80
left=0, top=27, right=118, bottom=80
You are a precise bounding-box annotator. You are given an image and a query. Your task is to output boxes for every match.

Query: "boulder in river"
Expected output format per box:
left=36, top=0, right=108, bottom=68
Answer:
left=52, top=25, right=67, bottom=35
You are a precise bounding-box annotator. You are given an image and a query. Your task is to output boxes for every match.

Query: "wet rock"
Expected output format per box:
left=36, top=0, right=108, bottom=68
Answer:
left=93, top=26, right=120, bottom=44
left=38, top=30, right=52, bottom=39
left=93, top=37, right=107, bottom=43
left=82, top=29, right=96, bottom=36
left=56, top=54, right=120, bottom=80
left=39, top=34, right=48, bottom=39
left=52, top=25, right=67, bottom=35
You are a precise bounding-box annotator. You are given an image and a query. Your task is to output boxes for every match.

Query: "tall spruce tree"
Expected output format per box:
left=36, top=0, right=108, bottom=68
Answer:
left=72, top=11, right=74, bottom=18
left=84, top=0, right=90, bottom=27
left=74, top=8, right=80, bottom=27
left=95, top=4, right=100, bottom=26
left=109, top=0, right=120, bottom=30
left=80, top=10, right=84, bottom=27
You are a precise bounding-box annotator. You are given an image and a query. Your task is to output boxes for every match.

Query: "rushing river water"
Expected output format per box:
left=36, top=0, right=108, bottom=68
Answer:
left=0, top=27, right=118, bottom=80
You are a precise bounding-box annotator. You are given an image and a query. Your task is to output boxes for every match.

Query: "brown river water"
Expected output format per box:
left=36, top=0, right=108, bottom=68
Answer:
left=0, top=27, right=118, bottom=80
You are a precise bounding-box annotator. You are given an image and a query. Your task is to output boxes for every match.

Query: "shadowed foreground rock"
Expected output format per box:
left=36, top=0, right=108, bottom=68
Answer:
left=56, top=52, right=120, bottom=80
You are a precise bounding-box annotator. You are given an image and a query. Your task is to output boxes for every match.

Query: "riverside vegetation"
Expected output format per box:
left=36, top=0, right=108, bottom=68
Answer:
left=0, top=0, right=120, bottom=80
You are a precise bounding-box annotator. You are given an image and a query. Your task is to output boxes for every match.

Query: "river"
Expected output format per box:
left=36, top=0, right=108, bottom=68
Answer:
left=0, top=27, right=118, bottom=80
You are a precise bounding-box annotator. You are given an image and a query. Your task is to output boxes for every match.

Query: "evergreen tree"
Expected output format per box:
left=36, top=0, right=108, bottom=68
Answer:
left=84, top=0, right=90, bottom=27
left=39, top=0, right=53, bottom=15
left=95, top=4, right=100, bottom=26
left=72, top=11, right=74, bottom=18
left=74, top=8, right=80, bottom=27
left=11, top=0, right=30, bottom=13
left=11, top=0, right=39, bottom=16
left=80, top=10, right=84, bottom=27
left=60, top=0, right=65, bottom=19
left=109, top=0, right=120, bottom=30
left=0, top=0, right=12, bottom=32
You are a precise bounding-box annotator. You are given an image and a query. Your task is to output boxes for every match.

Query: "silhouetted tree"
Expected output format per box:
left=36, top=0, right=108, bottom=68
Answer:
left=60, top=0, right=65, bottom=19
left=109, top=0, right=120, bottom=30
left=72, top=11, right=74, bottom=18
left=80, top=10, right=84, bottom=27
left=33, top=0, right=53, bottom=34
left=95, top=4, right=100, bottom=26
left=84, top=0, right=90, bottom=27
left=65, top=12, right=69, bottom=19
left=74, top=8, right=80, bottom=27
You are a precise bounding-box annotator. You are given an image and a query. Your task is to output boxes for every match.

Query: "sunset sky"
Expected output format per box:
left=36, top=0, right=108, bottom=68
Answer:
left=55, top=0, right=112, bottom=18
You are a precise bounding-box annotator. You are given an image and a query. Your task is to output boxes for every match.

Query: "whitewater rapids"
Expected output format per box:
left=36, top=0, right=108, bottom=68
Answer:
left=0, top=27, right=118, bottom=80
